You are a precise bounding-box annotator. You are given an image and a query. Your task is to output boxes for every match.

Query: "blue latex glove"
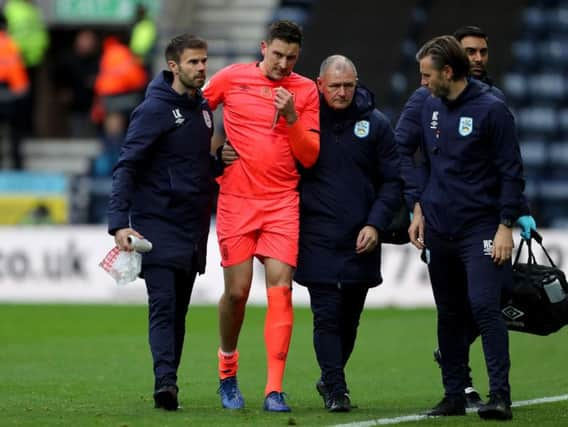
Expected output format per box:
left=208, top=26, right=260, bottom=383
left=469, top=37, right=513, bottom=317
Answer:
left=517, top=215, right=536, bottom=240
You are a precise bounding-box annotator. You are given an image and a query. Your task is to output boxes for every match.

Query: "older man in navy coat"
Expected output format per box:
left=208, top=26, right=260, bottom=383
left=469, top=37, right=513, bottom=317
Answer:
left=294, top=55, right=402, bottom=412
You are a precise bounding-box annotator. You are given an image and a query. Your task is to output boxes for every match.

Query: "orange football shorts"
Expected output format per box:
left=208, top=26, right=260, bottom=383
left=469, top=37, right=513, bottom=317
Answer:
left=216, top=192, right=299, bottom=268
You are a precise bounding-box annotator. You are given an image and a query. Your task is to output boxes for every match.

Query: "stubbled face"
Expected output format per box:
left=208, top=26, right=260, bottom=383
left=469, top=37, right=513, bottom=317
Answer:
left=317, top=65, right=357, bottom=110
left=420, top=55, right=451, bottom=98
left=260, top=38, right=300, bottom=80
left=170, top=48, right=208, bottom=91
left=460, top=36, right=488, bottom=79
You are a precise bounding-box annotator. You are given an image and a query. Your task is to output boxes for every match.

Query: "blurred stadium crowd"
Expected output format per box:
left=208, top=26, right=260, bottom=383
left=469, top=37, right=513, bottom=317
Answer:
left=0, top=0, right=566, bottom=227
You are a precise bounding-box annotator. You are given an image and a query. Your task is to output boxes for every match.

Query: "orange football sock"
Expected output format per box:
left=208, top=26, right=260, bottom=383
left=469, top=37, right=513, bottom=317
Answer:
left=264, top=285, right=293, bottom=396
left=218, top=348, right=239, bottom=380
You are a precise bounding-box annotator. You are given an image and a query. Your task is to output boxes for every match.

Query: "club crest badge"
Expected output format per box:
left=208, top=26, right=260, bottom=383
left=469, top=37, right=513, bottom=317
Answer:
left=458, top=117, right=473, bottom=136
left=203, top=110, right=212, bottom=129
left=354, top=120, right=370, bottom=138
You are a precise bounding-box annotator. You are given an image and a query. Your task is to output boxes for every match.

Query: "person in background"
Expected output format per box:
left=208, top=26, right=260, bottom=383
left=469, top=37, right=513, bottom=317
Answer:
left=401, top=35, right=534, bottom=420
left=19, top=202, right=54, bottom=225
left=91, top=35, right=148, bottom=177
left=203, top=20, right=319, bottom=412
left=53, top=29, right=100, bottom=138
left=295, top=55, right=401, bottom=412
left=130, top=3, right=157, bottom=74
left=107, top=33, right=221, bottom=411
left=0, top=11, right=28, bottom=169
left=3, top=0, right=48, bottom=136
left=395, top=25, right=536, bottom=410
left=453, top=25, right=501, bottom=94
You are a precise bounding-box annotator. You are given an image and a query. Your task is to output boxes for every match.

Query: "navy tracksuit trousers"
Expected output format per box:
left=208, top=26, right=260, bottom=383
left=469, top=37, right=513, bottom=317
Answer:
left=143, top=265, right=197, bottom=390
left=307, top=283, right=368, bottom=396
left=425, top=226, right=512, bottom=402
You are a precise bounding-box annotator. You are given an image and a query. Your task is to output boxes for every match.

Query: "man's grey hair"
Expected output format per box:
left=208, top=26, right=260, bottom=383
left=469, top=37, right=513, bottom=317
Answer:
left=319, top=55, right=357, bottom=77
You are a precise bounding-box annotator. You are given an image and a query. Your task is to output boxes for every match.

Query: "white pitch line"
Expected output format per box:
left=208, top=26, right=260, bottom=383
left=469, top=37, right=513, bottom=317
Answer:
left=329, top=394, right=568, bottom=427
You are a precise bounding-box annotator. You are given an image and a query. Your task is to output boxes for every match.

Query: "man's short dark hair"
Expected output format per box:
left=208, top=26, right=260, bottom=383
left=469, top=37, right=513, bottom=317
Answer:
left=165, top=34, right=207, bottom=63
left=416, top=35, right=470, bottom=81
left=453, top=25, right=488, bottom=42
left=266, top=20, right=303, bottom=46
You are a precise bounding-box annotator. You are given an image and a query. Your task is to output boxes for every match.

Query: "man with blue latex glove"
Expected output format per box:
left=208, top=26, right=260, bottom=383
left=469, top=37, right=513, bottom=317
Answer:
left=517, top=215, right=537, bottom=240
left=401, top=34, right=534, bottom=421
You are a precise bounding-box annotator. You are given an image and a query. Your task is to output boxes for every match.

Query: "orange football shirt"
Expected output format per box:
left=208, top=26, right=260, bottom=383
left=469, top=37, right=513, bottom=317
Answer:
left=204, top=62, right=319, bottom=198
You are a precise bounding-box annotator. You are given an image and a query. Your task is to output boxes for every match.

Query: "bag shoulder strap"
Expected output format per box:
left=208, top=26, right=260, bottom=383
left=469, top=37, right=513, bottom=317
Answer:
left=531, top=230, right=557, bottom=268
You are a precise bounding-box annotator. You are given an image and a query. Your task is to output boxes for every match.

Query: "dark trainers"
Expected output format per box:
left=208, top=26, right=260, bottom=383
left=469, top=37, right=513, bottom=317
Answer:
left=478, top=393, right=513, bottom=420
left=153, top=385, right=179, bottom=411
left=425, top=396, right=466, bottom=416
left=328, top=392, right=351, bottom=413
left=316, top=379, right=331, bottom=409
left=263, top=391, right=291, bottom=412
left=465, top=387, right=483, bottom=409
left=218, top=376, right=245, bottom=409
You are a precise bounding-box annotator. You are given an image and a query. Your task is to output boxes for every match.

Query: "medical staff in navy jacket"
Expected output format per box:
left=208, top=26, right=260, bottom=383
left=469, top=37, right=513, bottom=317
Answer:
left=400, top=35, right=530, bottom=421
left=396, top=26, right=536, bottom=412
left=107, top=34, right=220, bottom=411
left=294, top=55, right=401, bottom=412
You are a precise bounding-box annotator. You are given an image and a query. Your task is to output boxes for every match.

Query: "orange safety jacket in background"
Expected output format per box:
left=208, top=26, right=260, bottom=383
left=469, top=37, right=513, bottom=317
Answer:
left=94, top=36, right=148, bottom=96
left=0, top=30, right=29, bottom=94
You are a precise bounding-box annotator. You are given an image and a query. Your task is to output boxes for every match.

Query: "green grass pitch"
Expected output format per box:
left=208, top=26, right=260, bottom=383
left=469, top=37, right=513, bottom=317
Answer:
left=1, top=304, right=567, bottom=426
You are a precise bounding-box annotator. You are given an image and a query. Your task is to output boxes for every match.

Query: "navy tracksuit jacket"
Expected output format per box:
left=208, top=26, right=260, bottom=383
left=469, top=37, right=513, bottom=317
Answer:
left=295, top=86, right=402, bottom=287
left=294, top=86, right=401, bottom=395
left=107, top=71, right=219, bottom=388
left=108, top=71, right=218, bottom=272
left=397, top=79, right=527, bottom=401
left=395, top=81, right=513, bottom=391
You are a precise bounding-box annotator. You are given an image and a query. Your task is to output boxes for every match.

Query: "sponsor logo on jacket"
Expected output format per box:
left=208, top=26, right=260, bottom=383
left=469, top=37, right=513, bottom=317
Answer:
left=172, top=108, right=185, bottom=125
left=430, top=111, right=439, bottom=129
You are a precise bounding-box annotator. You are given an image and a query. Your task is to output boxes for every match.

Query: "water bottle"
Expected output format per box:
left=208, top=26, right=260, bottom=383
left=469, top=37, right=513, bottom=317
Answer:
left=542, top=275, right=566, bottom=304
left=128, top=235, right=153, bottom=253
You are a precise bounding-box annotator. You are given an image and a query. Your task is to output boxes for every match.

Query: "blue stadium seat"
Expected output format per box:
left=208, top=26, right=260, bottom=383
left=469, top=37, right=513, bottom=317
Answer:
left=538, top=39, right=568, bottom=68
left=503, top=73, right=527, bottom=103
left=86, top=177, right=113, bottom=224
left=527, top=73, right=566, bottom=101
left=538, top=179, right=568, bottom=199
left=401, top=37, right=418, bottom=64
left=558, top=108, right=568, bottom=131
left=511, top=39, right=537, bottom=67
left=549, top=216, right=568, bottom=227
left=522, top=7, right=547, bottom=35
left=546, top=7, right=568, bottom=33
left=518, top=106, right=557, bottom=136
left=523, top=178, right=539, bottom=199
left=273, top=6, right=309, bottom=27
left=390, top=72, right=408, bottom=96
left=520, top=140, right=548, bottom=169
left=548, top=142, right=568, bottom=166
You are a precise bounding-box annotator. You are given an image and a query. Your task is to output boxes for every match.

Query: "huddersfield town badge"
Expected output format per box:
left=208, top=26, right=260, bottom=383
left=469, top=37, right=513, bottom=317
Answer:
left=354, top=120, right=370, bottom=138
left=458, top=117, right=473, bottom=136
